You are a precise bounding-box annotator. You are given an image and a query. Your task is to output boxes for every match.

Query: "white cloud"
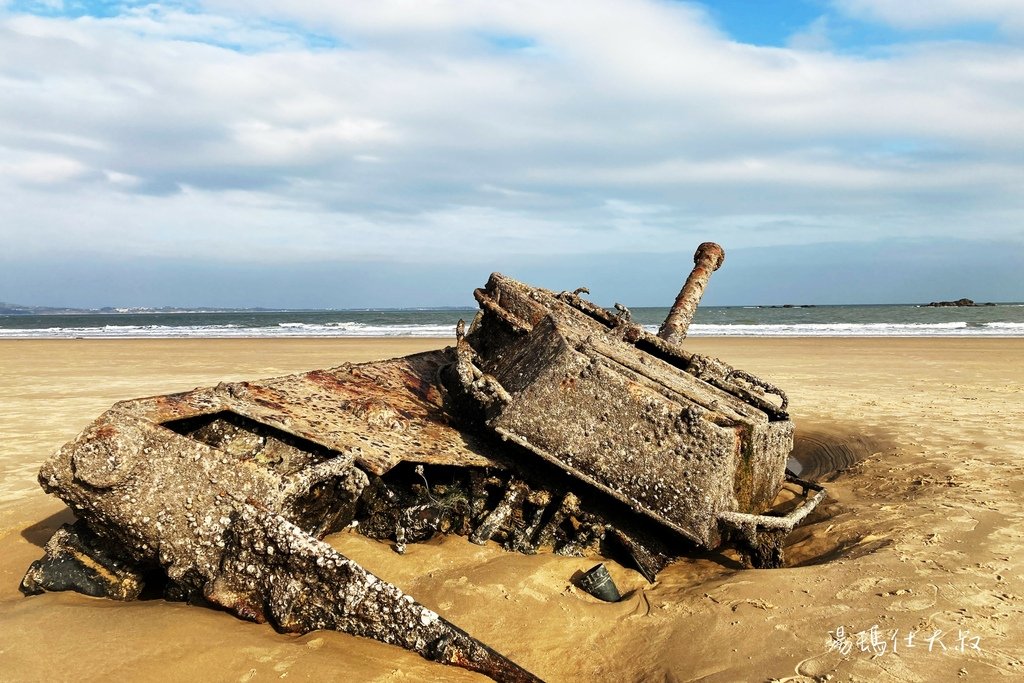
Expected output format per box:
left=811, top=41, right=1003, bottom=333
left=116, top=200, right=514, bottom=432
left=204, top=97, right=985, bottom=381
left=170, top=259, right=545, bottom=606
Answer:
left=2, top=152, right=88, bottom=184
left=834, top=0, right=1024, bottom=32
left=787, top=16, right=833, bottom=51
left=228, top=117, right=398, bottom=165
left=1, top=0, right=1023, bottom=278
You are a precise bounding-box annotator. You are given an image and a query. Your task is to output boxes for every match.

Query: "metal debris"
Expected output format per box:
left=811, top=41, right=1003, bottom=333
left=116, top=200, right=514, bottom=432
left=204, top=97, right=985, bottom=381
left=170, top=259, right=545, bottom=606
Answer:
left=22, top=243, right=825, bottom=682
left=576, top=563, right=621, bottom=602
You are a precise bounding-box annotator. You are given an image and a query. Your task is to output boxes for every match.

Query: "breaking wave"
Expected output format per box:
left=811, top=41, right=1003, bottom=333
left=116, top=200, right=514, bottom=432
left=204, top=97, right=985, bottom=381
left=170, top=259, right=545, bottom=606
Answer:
left=1, top=320, right=1023, bottom=338
left=2, top=304, right=1022, bottom=338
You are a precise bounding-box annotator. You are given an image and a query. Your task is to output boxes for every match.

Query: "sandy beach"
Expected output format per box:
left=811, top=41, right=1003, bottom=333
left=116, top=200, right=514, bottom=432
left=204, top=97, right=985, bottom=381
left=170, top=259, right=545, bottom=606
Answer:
left=1, top=337, right=1022, bottom=682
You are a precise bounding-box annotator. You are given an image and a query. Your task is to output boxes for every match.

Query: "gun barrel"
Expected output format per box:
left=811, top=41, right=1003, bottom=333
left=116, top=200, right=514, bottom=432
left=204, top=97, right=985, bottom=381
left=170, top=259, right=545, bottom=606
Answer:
left=657, top=242, right=725, bottom=345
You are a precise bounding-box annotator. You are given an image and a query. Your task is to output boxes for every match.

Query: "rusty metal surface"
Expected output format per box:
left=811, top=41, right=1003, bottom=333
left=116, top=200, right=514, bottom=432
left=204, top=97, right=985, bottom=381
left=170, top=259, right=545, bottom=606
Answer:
left=31, top=351, right=538, bottom=681
left=114, top=350, right=498, bottom=475
left=658, top=241, right=725, bottom=345
left=22, top=243, right=822, bottom=681
left=211, top=504, right=542, bottom=683
left=456, top=271, right=793, bottom=549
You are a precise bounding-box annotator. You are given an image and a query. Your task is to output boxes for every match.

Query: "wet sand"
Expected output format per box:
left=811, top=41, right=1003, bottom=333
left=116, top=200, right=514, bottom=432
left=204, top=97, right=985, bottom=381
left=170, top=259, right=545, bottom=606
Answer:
left=1, top=337, right=1022, bottom=682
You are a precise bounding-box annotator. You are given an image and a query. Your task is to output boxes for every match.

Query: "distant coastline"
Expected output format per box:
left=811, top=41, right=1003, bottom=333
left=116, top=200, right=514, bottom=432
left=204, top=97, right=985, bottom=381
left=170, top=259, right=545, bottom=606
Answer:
left=924, top=298, right=996, bottom=307
left=0, top=303, right=474, bottom=316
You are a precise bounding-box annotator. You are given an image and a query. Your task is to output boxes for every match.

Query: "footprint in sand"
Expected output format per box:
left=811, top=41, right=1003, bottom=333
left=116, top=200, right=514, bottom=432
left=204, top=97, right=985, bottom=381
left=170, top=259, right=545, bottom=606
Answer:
left=833, top=577, right=937, bottom=611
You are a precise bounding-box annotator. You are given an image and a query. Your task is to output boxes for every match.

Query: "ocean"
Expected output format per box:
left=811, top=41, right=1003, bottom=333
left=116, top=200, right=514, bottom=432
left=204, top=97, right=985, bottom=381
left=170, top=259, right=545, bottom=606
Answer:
left=2, top=303, right=1023, bottom=338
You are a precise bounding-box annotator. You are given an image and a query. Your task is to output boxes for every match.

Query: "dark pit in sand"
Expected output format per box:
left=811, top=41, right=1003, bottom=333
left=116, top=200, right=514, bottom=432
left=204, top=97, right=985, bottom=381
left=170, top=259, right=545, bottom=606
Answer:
left=787, top=423, right=893, bottom=482
left=779, top=422, right=897, bottom=566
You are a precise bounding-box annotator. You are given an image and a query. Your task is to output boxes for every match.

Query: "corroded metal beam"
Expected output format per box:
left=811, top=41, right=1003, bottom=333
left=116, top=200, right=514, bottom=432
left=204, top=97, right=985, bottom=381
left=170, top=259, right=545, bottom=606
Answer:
left=210, top=505, right=542, bottom=683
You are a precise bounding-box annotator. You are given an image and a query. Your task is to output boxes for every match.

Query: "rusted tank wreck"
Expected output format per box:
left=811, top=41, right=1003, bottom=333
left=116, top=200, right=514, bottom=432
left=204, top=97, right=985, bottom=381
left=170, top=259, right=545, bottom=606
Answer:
left=21, top=243, right=824, bottom=682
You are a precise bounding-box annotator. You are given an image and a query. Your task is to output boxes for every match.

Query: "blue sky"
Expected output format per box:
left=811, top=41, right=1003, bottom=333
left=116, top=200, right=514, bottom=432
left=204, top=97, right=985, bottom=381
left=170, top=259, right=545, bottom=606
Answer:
left=1, top=1, right=1023, bottom=307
